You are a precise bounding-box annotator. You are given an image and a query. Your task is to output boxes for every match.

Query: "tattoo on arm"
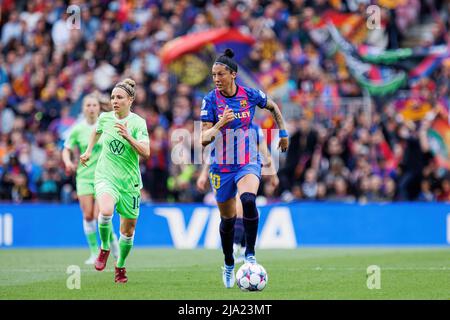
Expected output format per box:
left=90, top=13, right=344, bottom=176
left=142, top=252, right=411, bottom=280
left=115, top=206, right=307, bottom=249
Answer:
left=266, top=99, right=286, bottom=130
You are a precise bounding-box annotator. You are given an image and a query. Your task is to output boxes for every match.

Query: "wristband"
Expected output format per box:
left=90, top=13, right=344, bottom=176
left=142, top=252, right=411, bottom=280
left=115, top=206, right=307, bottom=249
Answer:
left=279, top=129, right=288, bottom=138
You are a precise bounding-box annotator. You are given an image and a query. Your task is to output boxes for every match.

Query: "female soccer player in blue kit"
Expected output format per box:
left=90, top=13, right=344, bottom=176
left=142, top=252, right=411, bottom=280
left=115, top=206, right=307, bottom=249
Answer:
left=200, top=49, right=289, bottom=288
left=196, top=123, right=280, bottom=263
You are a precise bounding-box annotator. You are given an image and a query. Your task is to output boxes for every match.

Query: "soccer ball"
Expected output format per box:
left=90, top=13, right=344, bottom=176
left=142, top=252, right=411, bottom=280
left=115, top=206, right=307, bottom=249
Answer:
left=236, top=262, right=268, bottom=292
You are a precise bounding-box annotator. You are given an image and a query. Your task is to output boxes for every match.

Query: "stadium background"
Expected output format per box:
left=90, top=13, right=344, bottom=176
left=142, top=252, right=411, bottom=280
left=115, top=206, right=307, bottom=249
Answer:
left=0, top=0, right=449, bottom=300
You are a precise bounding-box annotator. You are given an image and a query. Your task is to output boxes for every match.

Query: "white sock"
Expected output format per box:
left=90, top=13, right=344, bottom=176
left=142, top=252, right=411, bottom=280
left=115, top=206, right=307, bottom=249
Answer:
left=83, top=219, right=97, bottom=234
left=119, top=233, right=134, bottom=244
left=98, top=214, right=113, bottom=225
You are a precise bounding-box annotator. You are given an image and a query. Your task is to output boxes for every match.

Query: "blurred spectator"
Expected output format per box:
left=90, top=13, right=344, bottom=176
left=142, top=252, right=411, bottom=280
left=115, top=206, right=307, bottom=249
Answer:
left=396, top=122, right=433, bottom=200
left=0, top=153, right=27, bottom=200
left=11, top=173, right=32, bottom=202
left=356, top=176, right=371, bottom=204
left=0, top=95, right=15, bottom=134
left=418, top=179, right=435, bottom=202
left=37, top=162, right=63, bottom=201
left=366, top=174, right=385, bottom=202
left=383, top=177, right=397, bottom=201
left=324, top=156, right=350, bottom=190
left=436, top=177, right=450, bottom=202
left=280, top=116, right=317, bottom=192
left=51, top=11, right=70, bottom=51
left=1, top=11, right=23, bottom=45
left=144, top=125, right=170, bottom=202
left=327, top=176, right=355, bottom=203
left=301, top=167, right=318, bottom=200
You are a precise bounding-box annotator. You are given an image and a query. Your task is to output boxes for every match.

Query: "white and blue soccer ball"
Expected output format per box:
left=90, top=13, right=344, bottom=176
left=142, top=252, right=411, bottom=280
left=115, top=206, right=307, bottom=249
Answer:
left=236, top=263, right=268, bottom=292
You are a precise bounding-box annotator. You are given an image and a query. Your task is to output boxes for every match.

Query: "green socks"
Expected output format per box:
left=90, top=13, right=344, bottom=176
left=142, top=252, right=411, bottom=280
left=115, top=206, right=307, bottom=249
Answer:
left=83, top=219, right=98, bottom=255
left=110, top=229, right=117, bottom=244
left=86, top=232, right=98, bottom=255
left=98, top=214, right=112, bottom=250
left=116, top=234, right=134, bottom=268
left=97, top=214, right=134, bottom=267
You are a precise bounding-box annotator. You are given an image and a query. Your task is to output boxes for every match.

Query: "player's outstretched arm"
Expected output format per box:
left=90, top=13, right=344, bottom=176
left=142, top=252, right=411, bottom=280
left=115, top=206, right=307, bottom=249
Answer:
left=265, top=98, right=289, bottom=152
left=80, top=129, right=101, bottom=167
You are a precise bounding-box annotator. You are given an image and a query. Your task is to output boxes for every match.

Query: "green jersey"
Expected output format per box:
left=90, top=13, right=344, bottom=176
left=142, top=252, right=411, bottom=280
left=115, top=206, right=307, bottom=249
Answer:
left=64, top=119, right=101, bottom=183
left=95, top=111, right=149, bottom=193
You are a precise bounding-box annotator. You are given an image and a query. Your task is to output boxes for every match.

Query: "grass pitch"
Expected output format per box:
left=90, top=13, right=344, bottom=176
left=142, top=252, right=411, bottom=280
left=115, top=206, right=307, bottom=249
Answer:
left=0, top=248, right=448, bottom=300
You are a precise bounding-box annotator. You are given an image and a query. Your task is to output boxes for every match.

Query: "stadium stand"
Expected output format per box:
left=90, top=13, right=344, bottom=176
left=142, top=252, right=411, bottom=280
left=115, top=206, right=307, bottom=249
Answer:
left=0, top=0, right=449, bottom=204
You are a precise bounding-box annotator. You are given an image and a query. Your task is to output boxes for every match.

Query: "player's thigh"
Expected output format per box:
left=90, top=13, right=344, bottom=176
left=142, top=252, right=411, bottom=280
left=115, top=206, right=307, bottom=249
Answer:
left=209, top=171, right=237, bottom=203
left=78, top=194, right=95, bottom=220
left=95, top=181, right=119, bottom=216
left=97, top=193, right=116, bottom=216
left=237, top=174, right=260, bottom=195
left=120, top=216, right=137, bottom=237
left=217, top=196, right=237, bottom=219
left=116, top=191, right=141, bottom=221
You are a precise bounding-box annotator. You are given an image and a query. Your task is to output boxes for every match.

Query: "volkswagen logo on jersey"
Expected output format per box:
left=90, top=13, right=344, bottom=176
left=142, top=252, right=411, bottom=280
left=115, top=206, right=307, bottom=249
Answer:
left=109, top=139, right=125, bottom=155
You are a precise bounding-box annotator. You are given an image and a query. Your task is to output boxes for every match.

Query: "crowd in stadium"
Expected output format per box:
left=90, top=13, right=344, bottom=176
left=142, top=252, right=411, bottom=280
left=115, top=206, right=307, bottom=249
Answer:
left=0, top=0, right=449, bottom=204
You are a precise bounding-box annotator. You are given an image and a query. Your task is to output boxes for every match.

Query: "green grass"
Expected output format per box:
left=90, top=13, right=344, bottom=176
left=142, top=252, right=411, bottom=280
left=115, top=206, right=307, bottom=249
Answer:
left=0, top=248, right=449, bottom=299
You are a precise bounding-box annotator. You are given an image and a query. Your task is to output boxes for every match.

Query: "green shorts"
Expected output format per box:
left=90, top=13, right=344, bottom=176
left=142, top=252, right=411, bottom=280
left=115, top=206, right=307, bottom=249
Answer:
left=76, top=179, right=95, bottom=197
left=94, top=180, right=141, bottom=219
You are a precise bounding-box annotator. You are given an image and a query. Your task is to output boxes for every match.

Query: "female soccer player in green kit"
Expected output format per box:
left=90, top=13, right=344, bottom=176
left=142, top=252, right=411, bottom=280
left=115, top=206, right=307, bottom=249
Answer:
left=80, top=79, right=150, bottom=283
left=62, top=94, right=119, bottom=265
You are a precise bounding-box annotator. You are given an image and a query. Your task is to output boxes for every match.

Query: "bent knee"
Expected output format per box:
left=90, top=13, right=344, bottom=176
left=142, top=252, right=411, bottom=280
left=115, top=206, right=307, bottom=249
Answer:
left=240, top=192, right=256, bottom=207
left=98, top=203, right=114, bottom=216
left=240, top=192, right=258, bottom=219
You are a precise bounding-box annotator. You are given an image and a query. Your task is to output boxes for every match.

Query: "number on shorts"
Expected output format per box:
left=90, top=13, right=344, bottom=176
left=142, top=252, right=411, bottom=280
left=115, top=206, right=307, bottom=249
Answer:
left=209, top=173, right=221, bottom=189
left=132, top=195, right=140, bottom=209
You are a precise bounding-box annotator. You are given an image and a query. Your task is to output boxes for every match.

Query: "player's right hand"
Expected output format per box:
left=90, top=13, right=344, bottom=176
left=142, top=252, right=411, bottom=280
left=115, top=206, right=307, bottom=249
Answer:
left=79, top=152, right=91, bottom=167
left=219, top=106, right=235, bottom=127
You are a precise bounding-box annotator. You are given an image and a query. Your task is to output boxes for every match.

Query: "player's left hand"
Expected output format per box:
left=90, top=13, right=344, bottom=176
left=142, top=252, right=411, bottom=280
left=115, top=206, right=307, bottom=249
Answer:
left=115, top=122, right=130, bottom=140
left=278, top=137, right=289, bottom=152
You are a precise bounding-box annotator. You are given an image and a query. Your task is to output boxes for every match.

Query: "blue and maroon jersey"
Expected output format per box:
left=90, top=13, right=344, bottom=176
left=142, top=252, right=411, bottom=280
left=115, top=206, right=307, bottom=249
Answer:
left=201, top=85, right=268, bottom=173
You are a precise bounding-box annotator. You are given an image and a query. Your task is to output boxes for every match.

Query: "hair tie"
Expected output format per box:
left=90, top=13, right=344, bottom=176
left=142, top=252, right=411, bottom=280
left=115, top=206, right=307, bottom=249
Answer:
left=115, top=84, right=133, bottom=98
